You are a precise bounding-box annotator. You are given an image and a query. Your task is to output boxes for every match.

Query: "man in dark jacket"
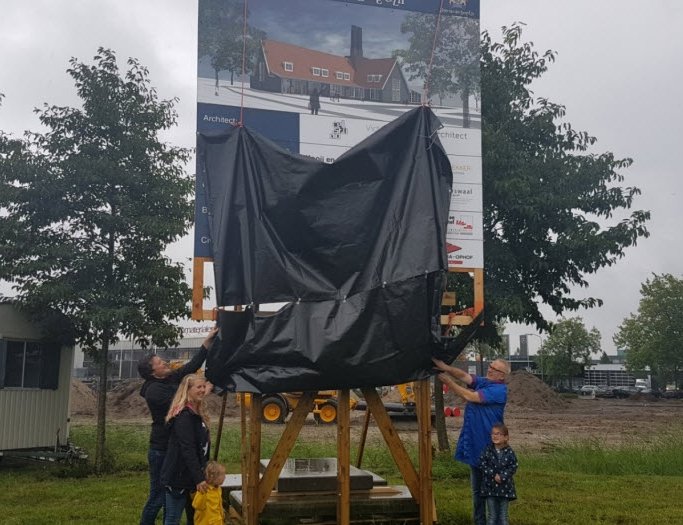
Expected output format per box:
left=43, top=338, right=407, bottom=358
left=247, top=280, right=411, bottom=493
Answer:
left=137, top=327, right=218, bottom=525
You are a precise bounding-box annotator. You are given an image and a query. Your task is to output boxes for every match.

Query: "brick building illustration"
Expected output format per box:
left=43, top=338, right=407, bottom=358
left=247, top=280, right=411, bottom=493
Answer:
left=251, top=25, right=420, bottom=104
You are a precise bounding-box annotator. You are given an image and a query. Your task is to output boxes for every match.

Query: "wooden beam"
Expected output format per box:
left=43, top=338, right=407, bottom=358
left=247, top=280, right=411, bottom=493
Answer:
left=240, top=394, right=248, bottom=522
left=361, top=388, right=419, bottom=499
left=473, top=268, right=484, bottom=318
left=337, top=389, right=351, bottom=525
left=355, top=409, right=372, bottom=468
left=257, top=392, right=316, bottom=512
left=416, top=380, right=434, bottom=525
left=192, top=257, right=208, bottom=320
left=245, top=394, right=262, bottom=525
left=440, top=314, right=473, bottom=326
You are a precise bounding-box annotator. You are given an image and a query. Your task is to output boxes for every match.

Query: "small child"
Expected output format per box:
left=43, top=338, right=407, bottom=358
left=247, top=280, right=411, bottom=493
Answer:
left=479, top=423, right=518, bottom=525
left=192, top=461, right=226, bottom=525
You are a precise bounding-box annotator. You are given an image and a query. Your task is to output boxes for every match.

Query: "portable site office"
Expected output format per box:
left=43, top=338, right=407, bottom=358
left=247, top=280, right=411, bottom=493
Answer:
left=0, top=301, right=74, bottom=456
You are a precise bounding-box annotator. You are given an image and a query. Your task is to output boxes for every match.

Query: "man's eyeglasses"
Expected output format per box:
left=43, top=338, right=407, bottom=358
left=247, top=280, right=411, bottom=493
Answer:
left=491, top=432, right=506, bottom=436
left=488, top=365, right=506, bottom=374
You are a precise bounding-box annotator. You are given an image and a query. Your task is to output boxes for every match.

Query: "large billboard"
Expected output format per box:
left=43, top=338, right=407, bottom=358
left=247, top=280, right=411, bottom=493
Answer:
left=195, top=0, right=483, bottom=269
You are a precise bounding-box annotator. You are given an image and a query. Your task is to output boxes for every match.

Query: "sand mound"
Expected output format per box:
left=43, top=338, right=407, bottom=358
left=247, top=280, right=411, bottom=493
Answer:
left=70, top=378, right=97, bottom=416
left=439, top=370, right=567, bottom=412
left=71, top=377, right=240, bottom=420
left=108, top=379, right=150, bottom=417
left=507, top=370, right=568, bottom=411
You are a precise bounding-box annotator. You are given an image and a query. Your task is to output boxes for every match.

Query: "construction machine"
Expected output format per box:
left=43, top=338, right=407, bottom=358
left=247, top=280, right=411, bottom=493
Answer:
left=241, top=391, right=357, bottom=424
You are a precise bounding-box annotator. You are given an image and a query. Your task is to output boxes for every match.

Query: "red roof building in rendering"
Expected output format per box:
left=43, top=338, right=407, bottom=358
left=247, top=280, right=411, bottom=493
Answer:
left=251, top=25, right=420, bottom=104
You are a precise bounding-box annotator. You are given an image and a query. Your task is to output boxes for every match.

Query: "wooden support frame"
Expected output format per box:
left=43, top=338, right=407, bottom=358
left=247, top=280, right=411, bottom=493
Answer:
left=236, top=386, right=437, bottom=525
left=203, top=258, right=484, bottom=524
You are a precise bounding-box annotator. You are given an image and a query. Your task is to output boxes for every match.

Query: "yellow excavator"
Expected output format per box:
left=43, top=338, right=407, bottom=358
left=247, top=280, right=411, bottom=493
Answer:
left=240, top=391, right=358, bottom=424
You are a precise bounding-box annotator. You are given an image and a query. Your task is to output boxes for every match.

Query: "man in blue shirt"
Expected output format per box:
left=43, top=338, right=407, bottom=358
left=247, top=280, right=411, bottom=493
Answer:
left=433, top=357, right=510, bottom=525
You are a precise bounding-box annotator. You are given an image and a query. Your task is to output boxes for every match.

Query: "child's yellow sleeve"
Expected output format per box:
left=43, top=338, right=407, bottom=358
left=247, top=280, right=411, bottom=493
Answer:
left=192, top=490, right=206, bottom=511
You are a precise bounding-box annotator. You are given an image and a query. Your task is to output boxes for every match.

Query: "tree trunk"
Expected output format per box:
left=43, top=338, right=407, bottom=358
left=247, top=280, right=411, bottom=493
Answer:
left=461, top=87, right=471, bottom=129
left=214, top=69, right=219, bottom=96
left=95, top=337, right=109, bottom=474
left=433, top=376, right=450, bottom=451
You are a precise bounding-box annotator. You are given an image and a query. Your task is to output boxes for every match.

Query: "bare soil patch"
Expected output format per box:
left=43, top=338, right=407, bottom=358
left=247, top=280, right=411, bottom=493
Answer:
left=71, top=375, right=683, bottom=450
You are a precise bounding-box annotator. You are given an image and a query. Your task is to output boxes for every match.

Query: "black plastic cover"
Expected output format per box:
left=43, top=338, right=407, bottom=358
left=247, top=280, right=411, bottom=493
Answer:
left=200, top=107, right=456, bottom=393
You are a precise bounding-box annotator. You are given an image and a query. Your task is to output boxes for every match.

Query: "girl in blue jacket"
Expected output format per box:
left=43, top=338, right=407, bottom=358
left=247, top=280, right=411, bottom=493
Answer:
left=479, top=423, right=518, bottom=525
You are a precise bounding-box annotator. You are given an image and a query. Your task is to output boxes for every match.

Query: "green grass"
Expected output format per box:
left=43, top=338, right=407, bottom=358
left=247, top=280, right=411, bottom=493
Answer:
left=1, top=422, right=682, bottom=524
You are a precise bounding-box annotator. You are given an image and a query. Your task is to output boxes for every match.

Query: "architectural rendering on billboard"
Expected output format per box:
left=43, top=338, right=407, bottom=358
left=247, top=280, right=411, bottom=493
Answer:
left=195, top=0, right=483, bottom=269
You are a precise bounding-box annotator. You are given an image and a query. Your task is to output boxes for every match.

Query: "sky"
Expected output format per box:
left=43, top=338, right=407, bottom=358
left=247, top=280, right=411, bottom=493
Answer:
left=1, top=0, right=681, bottom=351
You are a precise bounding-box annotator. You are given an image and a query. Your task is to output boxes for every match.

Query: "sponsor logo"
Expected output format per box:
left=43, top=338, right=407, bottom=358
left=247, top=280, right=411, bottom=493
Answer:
left=330, top=120, right=348, bottom=140
left=446, top=243, right=461, bottom=253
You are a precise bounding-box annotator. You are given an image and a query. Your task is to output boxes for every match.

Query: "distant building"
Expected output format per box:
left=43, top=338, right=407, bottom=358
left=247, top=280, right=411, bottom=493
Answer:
left=251, top=25, right=419, bottom=104
left=584, top=363, right=640, bottom=387
left=74, top=329, right=211, bottom=383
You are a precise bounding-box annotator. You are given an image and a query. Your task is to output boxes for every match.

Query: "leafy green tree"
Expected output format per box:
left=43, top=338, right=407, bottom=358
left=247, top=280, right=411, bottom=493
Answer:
left=538, top=317, right=601, bottom=387
left=198, top=0, right=264, bottom=92
left=599, top=351, right=612, bottom=364
left=475, top=24, right=649, bottom=335
left=0, top=49, right=193, bottom=472
left=614, top=274, right=683, bottom=388
left=396, top=13, right=479, bottom=126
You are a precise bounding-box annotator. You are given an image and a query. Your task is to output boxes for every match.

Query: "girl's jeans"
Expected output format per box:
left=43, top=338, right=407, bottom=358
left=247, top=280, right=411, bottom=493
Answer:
left=486, top=496, right=510, bottom=525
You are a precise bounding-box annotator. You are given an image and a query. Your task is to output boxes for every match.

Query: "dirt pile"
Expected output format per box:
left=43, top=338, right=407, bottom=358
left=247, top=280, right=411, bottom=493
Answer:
left=108, top=379, right=150, bottom=417
left=506, top=370, right=568, bottom=411
left=70, top=378, right=240, bottom=420
left=70, top=379, right=97, bottom=416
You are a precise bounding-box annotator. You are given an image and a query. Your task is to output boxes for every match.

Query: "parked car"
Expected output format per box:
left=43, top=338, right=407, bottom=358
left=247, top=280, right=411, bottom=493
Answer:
left=578, top=385, right=600, bottom=399
left=612, top=386, right=638, bottom=398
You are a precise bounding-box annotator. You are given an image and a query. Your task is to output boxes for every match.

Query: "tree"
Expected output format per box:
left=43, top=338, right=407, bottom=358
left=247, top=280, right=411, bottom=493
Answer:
left=475, top=24, right=649, bottom=335
left=0, top=49, right=193, bottom=473
left=614, top=274, right=683, bottom=388
left=537, top=318, right=601, bottom=387
left=599, top=351, right=612, bottom=364
left=396, top=13, right=479, bottom=126
left=198, top=0, right=264, bottom=92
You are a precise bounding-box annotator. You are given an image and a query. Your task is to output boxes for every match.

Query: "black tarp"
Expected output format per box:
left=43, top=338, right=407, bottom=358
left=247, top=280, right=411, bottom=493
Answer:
left=199, top=107, right=457, bottom=393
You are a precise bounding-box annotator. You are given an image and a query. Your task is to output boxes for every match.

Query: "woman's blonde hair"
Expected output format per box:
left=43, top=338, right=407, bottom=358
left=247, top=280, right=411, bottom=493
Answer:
left=165, top=373, right=210, bottom=426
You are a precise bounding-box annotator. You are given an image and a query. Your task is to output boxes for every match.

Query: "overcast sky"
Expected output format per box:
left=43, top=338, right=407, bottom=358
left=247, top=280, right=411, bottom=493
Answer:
left=1, top=1, right=681, bottom=351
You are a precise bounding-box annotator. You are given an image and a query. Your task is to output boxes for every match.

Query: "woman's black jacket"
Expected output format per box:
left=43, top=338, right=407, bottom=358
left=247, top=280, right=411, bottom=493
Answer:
left=160, top=406, right=210, bottom=490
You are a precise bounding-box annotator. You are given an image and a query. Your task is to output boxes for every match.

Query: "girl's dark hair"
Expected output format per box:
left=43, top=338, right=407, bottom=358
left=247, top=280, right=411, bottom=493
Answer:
left=137, top=354, right=155, bottom=380
left=492, top=422, right=509, bottom=436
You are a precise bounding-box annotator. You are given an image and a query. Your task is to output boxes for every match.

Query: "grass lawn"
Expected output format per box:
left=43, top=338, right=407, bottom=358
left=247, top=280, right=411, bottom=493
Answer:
left=1, top=422, right=682, bottom=524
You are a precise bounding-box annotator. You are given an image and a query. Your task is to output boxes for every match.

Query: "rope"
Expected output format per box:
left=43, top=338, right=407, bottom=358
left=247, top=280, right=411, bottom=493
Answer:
left=239, top=0, right=249, bottom=126
left=423, top=0, right=445, bottom=105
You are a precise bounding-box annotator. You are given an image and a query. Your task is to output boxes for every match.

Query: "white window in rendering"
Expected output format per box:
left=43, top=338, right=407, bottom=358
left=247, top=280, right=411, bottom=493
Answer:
left=312, top=67, right=321, bottom=76
left=321, top=69, right=329, bottom=77
left=283, top=61, right=294, bottom=72
left=336, top=71, right=344, bottom=80
left=343, top=72, right=350, bottom=80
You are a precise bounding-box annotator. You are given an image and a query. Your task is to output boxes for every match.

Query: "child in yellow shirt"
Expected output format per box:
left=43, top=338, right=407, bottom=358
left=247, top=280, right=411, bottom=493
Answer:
left=192, top=461, right=226, bottom=525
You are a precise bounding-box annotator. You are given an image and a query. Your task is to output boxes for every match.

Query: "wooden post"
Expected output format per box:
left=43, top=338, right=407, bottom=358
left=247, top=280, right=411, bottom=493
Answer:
left=257, top=392, right=316, bottom=512
left=361, top=387, right=419, bottom=499
left=355, top=409, right=372, bottom=468
left=245, top=394, right=262, bottom=525
left=337, top=389, right=351, bottom=525
left=240, top=394, right=248, bottom=519
left=213, top=393, right=229, bottom=461
left=473, top=268, right=484, bottom=317
left=416, top=380, right=434, bottom=525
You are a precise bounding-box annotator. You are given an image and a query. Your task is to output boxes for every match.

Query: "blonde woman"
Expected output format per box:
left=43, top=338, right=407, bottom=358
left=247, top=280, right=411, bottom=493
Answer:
left=159, top=374, right=211, bottom=525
